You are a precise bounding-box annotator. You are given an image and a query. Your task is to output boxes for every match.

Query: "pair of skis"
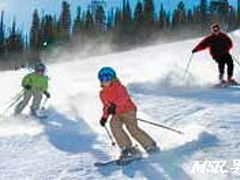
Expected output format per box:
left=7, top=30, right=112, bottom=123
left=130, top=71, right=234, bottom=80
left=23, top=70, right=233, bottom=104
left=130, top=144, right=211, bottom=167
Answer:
left=94, top=156, right=143, bottom=167
left=213, top=81, right=240, bottom=88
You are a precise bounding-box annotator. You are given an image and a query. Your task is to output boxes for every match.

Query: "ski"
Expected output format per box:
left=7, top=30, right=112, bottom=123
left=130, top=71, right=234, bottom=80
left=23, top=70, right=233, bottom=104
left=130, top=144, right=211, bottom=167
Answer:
left=94, top=159, right=120, bottom=167
left=33, top=115, right=48, bottom=120
left=31, top=109, right=49, bottom=120
left=27, top=113, right=49, bottom=120
left=95, top=147, right=161, bottom=167
left=212, top=82, right=240, bottom=88
left=94, top=156, right=142, bottom=167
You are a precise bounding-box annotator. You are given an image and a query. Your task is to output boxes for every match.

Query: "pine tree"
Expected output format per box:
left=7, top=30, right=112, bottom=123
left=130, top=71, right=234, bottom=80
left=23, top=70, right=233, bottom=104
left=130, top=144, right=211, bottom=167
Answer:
left=134, top=1, right=144, bottom=25
left=228, top=6, right=237, bottom=30
left=122, top=1, right=132, bottom=30
left=133, top=1, right=144, bottom=37
left=238, top=0, right=240, bottom=26
left=85, top=9, right=94, bottom=30
left=158, top=3, right=167, bottom=29
left=30, top=9, right=41, bottom=50
left=220, top=0, right=230, bottom=25
left=177, top=1, right=187, bottom=24
left=172, top=1, right=187, bottom=29
left=52, top=15, right=59, bottom=44
left=0, top=11, right=5, bottom=55
left=6, top=19, right=24, bottom=66
left=72, top=6, right=86, bottom=45
left=143, top=0, right=155, bottom=24
left=187, top=9, right=194, bottom=25
left=210, top=0, right=230, bottom=27
left=199, top=0, right=208, bottom=26
left=41, top=15, right=55, bottom=48
left=142, top=0, right=155, bottom=41
left=106, top=8, right=114, bottom=30
left=112, top=8, right=122, bottom=46
left=114, top=8, right=122, bottom=28
left=122, top=0, right=132, bottom=24
left=95, top=5, right=106, bottom=32
left=84, top=9, right=95, bottom=38
left=73, top=7, right=83, bottom=35
left=58, top=1, right=71, bottom=42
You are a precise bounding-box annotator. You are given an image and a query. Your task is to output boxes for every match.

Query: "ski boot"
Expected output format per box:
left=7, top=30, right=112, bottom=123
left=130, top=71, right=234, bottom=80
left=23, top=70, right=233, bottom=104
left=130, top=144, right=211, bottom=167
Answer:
left=214, top=79, right=227, bottom=88
left=220, top=79, right=226, bottom=84
left=30, top=109, right=38, bottom=117
left=216, top=74, right=226, bottom=86
left=30, top=109, right=47, bottom=119
left=219, top=78, right=226, bottom=85
left=227, top=78, right=238, bottom=86
left=13, top=110, right=20, bottom=117
left=128, top=146, right=142, bottom=159
left=118, top=146, right=142, bottom=165
left=146, top=144, right=160, bottom=154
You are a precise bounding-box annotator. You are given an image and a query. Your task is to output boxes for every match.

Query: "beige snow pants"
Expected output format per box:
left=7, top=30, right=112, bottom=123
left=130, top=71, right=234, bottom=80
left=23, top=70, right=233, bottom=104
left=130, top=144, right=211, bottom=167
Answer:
left=110, top=110, right=156, bottom=150
left=14, top=90, right=42, bottom=114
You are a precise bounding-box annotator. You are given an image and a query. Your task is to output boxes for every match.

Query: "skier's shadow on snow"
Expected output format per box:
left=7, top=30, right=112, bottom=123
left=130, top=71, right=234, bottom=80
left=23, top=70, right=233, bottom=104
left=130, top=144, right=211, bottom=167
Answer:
left=97, top=132, right=219, bottom=180
left=40, top=108, right=108, bottom=160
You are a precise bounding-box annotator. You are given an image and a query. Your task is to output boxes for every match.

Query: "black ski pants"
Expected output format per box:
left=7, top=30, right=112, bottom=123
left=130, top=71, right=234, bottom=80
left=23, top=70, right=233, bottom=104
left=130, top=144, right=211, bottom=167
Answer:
left=214, top=53, right=234, bottom=80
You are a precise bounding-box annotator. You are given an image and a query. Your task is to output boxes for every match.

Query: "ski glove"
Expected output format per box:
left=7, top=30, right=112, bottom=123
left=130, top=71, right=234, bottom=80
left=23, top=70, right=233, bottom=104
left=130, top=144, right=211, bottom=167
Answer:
left=100, top=118, right=107, bottom=127
left=43, top=91, right=51, bottom=98
left=192, top=49, right=197, bottom=54
left=24, top=85, right=31, bottom=90
left=107, top=103, right=116, bottom=115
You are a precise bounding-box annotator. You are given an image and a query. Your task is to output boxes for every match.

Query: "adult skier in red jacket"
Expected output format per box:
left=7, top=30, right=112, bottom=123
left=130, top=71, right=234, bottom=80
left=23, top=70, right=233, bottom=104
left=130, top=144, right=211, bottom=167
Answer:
left=192, top=23, right=237, bottom=85
left=98, top=67, right=159, bottom=161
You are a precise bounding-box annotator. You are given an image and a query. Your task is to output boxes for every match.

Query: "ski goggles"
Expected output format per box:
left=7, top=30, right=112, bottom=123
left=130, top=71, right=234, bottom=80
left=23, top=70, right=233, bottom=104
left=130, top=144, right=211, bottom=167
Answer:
left=213, top=28, right=219, bottom=32
left=98, top=73, right=114, bottom=82
left=36, top=69, right=45, bottom=72
left=35, top=68, right=46, bottom=74
left=212, top=26, right=220, bottom=33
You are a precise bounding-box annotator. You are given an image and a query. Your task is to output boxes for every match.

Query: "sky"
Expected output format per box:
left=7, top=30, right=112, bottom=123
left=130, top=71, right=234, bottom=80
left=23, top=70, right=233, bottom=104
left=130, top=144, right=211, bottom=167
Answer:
left=0, top=0, right=238, bottom=35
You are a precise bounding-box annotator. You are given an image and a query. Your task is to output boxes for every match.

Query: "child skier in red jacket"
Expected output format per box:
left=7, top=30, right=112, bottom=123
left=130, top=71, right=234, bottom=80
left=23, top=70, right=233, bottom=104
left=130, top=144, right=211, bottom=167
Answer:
left=98, top=67, right=159, bottom=160
left=192, top=23, right=237, bottom=85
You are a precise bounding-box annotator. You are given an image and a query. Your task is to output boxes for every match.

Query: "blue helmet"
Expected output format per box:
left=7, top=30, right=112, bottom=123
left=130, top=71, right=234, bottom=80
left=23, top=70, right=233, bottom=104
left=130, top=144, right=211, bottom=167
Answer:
left=98, top=67, right=116, bottom=82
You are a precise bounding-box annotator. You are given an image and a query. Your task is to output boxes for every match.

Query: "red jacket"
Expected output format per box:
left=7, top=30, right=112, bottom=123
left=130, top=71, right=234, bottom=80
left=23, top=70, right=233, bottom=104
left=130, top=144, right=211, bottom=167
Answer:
left=193, top=32, right=233, bottom=59
left=100, top=81, right=137, bottom=119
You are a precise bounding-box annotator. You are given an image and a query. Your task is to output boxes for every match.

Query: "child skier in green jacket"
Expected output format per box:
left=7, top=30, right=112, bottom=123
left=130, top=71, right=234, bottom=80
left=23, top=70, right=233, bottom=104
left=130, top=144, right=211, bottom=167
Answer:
left=14, top=63, right=50, bottom=117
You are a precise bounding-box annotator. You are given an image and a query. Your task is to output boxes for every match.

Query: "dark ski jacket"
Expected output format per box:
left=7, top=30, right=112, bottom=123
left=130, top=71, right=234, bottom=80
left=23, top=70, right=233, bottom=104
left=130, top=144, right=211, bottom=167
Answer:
left=193, top=32, right=233, bottom=59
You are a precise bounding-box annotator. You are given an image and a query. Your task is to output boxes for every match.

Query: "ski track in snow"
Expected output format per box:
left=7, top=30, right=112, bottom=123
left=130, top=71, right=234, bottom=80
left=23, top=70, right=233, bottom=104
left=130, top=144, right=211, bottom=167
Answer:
left=1, top=32, right=240, bottom=179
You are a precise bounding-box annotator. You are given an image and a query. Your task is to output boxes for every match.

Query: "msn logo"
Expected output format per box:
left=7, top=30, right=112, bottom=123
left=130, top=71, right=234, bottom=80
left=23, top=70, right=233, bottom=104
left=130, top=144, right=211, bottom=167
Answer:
left=192, top=160, right=228, bottom=174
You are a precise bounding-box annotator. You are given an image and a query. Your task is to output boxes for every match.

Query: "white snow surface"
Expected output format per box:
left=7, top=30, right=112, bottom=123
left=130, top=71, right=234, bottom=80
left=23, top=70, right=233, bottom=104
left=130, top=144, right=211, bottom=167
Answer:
left=1, top=32, right=240, bottom=180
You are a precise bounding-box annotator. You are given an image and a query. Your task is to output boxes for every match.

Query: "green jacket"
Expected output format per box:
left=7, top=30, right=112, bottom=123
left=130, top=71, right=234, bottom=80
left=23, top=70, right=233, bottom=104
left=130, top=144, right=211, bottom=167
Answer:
left=22, top=72, right=48, bottom=92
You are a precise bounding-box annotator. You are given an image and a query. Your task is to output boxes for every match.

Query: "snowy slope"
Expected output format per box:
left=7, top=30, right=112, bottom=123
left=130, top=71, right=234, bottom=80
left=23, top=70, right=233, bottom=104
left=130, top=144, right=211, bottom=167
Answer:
left=1, top=31, right=240, bottom=180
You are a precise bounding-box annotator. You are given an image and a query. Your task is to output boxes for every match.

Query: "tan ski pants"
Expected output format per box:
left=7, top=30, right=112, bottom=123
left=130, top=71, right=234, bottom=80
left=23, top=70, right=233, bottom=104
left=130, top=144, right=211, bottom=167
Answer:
left=14, top=90, right=42, bottom=114
left=110, top=111, right=156, bottom=150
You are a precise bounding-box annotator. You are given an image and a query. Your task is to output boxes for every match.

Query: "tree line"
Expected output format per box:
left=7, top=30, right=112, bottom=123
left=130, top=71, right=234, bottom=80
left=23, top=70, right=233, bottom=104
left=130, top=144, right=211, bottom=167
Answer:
left=0, top=0, right=239, bottom=69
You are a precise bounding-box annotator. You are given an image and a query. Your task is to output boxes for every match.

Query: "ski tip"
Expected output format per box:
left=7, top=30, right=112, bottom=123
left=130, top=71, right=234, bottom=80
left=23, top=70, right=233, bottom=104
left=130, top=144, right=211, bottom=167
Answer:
left=94, top=162, right=102, bottom=167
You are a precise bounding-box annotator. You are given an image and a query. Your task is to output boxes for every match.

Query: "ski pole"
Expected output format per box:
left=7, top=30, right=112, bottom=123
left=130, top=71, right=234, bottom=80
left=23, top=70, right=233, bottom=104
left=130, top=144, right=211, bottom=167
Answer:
left=137, top=118, right=184, bottom=135
left=11, top=89, right=24, bottom=102
left=232, top=55, right=240, bottom=68
left=183, top=53, right=194, bottom=79
left=4, top=90, right=24, bottom=114
left=104, top=126, right=116, bottom=146
left=40, top=97, right=48, bottom=112
left=7, top=89, right=24, bottom=106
